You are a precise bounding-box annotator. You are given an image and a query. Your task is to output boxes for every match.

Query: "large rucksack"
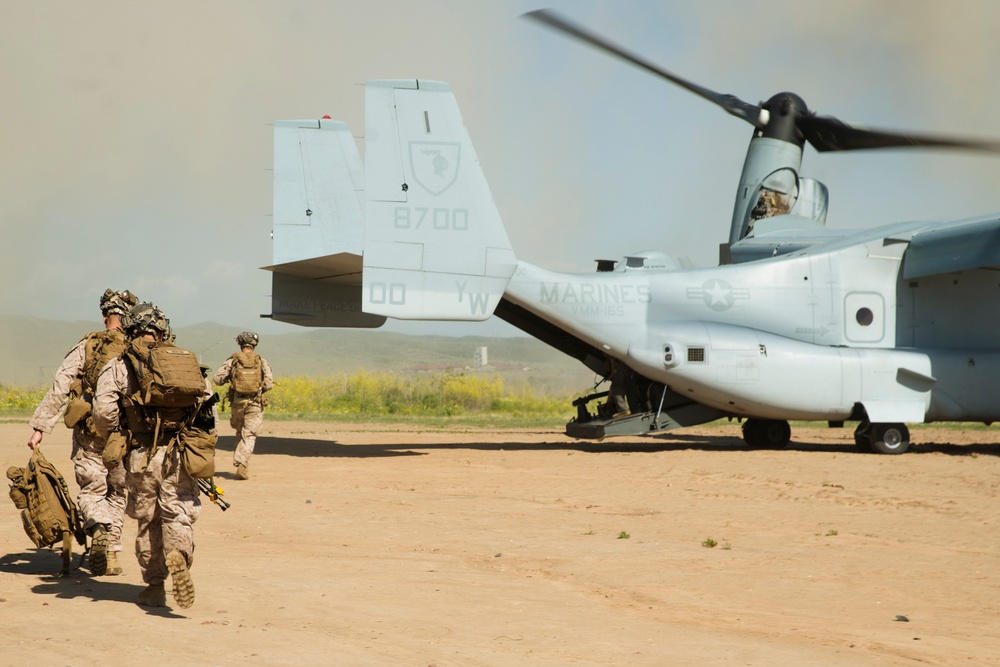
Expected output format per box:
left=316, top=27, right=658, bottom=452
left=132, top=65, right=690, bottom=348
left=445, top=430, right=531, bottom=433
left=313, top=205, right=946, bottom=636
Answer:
left=123, top=339, right=215, bottom=475
left=64, top=329, right=129, bottom=431
left=7, top=449, right=85, bottom=574
left=125, top=339, right=206, bottom=409
left=81, top=329, right=128, bottom=398
left=230, top=350, right=263, bottom=394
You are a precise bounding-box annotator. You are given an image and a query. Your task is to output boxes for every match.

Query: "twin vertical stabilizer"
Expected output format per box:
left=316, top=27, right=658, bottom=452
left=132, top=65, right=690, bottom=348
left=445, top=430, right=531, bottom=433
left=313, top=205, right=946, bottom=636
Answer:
left=265, top=119, right=385, bottom=327
left=362, top=80, right=517, bottom=320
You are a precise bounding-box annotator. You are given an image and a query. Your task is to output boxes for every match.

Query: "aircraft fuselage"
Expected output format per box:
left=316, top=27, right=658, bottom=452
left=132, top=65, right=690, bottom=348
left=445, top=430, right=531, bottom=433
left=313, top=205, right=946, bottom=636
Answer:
left=503, top=235, right=1000, bottom=424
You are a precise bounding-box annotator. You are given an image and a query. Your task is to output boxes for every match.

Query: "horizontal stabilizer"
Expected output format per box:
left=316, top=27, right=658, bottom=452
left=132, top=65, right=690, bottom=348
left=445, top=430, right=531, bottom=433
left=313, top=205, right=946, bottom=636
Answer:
left=264, top=252, right=361, bottom=282
left=266, top=119, right=380, bottom=328
left=904, top=214, right=1000, bottom=278
left=362, top=80, right=517, bottom=320
left=268, top=272, right=385, bottom=328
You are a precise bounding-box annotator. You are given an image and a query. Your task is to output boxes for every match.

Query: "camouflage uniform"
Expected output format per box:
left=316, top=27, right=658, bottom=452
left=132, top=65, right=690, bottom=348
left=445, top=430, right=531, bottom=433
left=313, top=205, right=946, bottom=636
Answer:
left=93, top=353, right=211, bottom=590
left=29, top=335, right=127, bottom=562
left=92, top=302, right=212, bottom=608
left=213, top=334, right=273, bottom=475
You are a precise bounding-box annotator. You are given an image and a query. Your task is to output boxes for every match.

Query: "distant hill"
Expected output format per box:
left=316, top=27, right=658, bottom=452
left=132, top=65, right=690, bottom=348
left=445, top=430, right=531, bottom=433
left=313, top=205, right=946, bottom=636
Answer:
left=0, top=315, right=596, bottom=395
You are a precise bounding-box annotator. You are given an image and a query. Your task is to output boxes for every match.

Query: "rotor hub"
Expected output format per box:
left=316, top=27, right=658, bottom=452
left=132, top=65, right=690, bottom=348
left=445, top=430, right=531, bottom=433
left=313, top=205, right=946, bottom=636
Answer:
left=759, top=92, right=808, bottom=146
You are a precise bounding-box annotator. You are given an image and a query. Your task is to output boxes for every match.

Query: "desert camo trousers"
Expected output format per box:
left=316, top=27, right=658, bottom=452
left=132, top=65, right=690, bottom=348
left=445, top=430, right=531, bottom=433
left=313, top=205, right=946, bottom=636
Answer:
left=71, top=427, right=126, bottom=552
left=230, top=399, right=264, bottom=467
left=125, top=444, right=201, bottom=586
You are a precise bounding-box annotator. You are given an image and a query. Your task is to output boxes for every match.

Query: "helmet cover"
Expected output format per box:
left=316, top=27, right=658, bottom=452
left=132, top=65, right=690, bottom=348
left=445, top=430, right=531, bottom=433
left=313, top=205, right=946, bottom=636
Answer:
left=100, top=289, right=139, bottom=317
left=236, top=331, right=259, bottom=348
left=123, top=302, right=170, bottom=338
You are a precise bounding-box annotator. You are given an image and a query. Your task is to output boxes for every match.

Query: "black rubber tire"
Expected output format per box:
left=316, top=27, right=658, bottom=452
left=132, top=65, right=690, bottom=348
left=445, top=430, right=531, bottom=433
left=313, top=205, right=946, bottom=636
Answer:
left=743, top=419, right=791, bottom=449
left=870, top=423, right=910, bottom=455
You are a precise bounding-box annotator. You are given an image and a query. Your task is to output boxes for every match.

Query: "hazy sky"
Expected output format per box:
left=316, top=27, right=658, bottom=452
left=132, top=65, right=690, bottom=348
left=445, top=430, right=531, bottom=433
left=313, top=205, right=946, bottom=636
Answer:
left=4, top=0, right=1000, bottom=337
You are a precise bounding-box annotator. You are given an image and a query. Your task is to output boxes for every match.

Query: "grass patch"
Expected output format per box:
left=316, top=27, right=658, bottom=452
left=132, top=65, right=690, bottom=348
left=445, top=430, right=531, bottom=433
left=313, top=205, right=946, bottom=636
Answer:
left=0, top=383, right=46, bottom=417
left=262, top=371, right=575, bottom=422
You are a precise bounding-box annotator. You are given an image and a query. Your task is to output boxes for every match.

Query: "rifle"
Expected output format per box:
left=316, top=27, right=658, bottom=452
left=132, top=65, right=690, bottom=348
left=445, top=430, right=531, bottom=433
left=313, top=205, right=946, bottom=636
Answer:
left=197, top=477, right=230, bottom=511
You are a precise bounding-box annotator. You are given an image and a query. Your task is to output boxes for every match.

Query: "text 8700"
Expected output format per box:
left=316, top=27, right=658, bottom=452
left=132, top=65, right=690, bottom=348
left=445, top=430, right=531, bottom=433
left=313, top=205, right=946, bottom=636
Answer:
left=394, top=207, right=469, bottom=230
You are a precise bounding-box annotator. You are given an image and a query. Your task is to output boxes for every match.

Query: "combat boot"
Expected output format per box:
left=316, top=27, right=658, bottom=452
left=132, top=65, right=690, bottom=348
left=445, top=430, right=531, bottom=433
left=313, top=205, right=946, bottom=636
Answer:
left=89, top=524, right=109, bottom=576
left=166, top=550, right=195, bottom=609
left=137, top=582, right=166, bottom=607
left=236, top=463, right=249, bottom=480
left=105, top=550, right=123, bottom=576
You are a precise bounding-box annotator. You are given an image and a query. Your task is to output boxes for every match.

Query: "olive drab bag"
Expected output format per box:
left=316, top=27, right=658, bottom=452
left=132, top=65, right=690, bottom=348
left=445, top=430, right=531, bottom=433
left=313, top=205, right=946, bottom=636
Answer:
left=230, top=350, right=263, bottom=394
left=177, top=425, right=218, bottom=478
left=124, top=340, right=216, bottom=476
left=64, top=328, right=128, bottom=430
left=81, top=328, right=128, bottom=398
left=125, top=339, right=206, bottom=409
left=7, top=449, right=84, bottom=574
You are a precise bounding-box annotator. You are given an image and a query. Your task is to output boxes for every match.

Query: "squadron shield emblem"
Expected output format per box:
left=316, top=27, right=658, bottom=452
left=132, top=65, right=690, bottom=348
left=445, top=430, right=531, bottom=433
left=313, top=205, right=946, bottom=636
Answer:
left=409, top=141, right=461, bottom=196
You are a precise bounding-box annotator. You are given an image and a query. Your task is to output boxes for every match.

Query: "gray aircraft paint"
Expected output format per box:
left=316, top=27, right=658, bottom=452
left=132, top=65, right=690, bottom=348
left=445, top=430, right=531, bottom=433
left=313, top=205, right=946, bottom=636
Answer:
left=265, top=78, right=1000, bottom=450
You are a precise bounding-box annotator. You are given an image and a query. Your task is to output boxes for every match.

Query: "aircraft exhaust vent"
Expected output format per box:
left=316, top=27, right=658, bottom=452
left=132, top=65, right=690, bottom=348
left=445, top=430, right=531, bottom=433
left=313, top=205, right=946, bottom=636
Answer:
left=595, top=259, right=616, bottom=272
left=687, top=347, right=706, bottom=363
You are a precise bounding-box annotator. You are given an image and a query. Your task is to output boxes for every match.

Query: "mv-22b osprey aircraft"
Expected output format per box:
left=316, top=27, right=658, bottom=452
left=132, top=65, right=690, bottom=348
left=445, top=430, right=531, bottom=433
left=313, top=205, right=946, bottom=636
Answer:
left=264, top=10, right=1000, bottom=454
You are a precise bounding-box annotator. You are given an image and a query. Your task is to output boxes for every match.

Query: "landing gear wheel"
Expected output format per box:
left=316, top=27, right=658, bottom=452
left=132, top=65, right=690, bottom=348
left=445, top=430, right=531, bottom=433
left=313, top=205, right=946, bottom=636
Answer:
left=742, top=419, right=791, bottom=449
left=869, top=423, right=910, bottom=455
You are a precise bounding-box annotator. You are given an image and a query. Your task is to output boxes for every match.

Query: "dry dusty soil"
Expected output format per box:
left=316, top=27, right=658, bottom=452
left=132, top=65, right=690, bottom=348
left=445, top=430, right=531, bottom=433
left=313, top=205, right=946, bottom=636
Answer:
left=2, top=419, right=999, bottom=666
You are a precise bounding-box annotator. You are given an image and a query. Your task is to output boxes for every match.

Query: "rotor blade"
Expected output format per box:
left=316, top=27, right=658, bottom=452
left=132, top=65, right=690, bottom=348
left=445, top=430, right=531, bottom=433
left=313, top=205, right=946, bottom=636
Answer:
left=801, top=115, right=1000, bottom=153
left=524, top=9, right=759, bottom=125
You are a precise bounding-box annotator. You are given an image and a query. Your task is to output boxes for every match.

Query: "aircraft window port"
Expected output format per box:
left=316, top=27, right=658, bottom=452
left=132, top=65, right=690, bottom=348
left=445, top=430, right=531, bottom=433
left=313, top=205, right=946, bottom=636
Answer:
left=688, top=347, right=706, bottom=363
left=856, top=307, right=874, bottom=326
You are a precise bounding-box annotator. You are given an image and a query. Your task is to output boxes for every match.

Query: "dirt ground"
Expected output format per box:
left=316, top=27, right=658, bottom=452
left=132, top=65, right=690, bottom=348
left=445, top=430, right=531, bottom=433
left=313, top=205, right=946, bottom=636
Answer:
left=1, top=419, right=999, bottom=666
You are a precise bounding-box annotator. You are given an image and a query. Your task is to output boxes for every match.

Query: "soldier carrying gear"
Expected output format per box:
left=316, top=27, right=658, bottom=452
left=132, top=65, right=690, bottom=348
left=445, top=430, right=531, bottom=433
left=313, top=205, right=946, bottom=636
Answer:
left=93, top=301, right=214, bottom=609
left=213, top=331, right=273, bottom=480
left=25, top=288, right=138, bottom=576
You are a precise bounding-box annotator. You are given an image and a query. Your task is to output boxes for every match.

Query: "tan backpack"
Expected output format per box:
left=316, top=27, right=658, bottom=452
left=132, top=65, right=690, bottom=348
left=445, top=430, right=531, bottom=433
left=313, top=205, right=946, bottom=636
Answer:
left=64, top=329, right=129, bottom=431
left=7, top=449, right=84, bottom=574
left=230, top=351, right=263, bottom=394
left=81, top=329, right=128, bottom=397
left=125, top=339, right=206, bottom=409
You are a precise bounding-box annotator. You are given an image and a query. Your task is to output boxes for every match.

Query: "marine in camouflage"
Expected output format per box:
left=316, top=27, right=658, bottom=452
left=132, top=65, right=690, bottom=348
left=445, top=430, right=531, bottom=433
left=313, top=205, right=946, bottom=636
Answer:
left=213, top=334, right=274, bottom=475
left=93, top=305, right=214, bottom=601
left=29, top=333, right=127, bottom=559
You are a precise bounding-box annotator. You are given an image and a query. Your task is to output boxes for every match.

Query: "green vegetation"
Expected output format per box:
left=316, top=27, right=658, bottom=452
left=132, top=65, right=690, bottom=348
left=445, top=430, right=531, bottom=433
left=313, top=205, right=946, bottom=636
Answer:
left=264, top=371, right=575, bottom=424
left=701, top=537, right=718, bottom=548
left=1, top=373, right=578, bottom=427
left=617, top=531, right=630, bottom=540
left=0, top=383, right=46, bottom=415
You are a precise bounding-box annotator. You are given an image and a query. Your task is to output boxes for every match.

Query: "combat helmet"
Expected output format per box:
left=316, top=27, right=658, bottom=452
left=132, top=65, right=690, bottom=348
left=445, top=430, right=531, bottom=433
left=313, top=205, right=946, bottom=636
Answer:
left=123, top=302, right=170, bottom=339
left=100, top=289, right=139, bottom=317
left=236, top=331, right=259, bottom=348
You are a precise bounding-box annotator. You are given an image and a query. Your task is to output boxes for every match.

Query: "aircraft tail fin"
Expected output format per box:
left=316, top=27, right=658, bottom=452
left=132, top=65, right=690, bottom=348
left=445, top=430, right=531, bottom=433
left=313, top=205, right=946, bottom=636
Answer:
left=362, top=80, right=517, bottom=320
left=265, top=119, right=384, bottom=328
